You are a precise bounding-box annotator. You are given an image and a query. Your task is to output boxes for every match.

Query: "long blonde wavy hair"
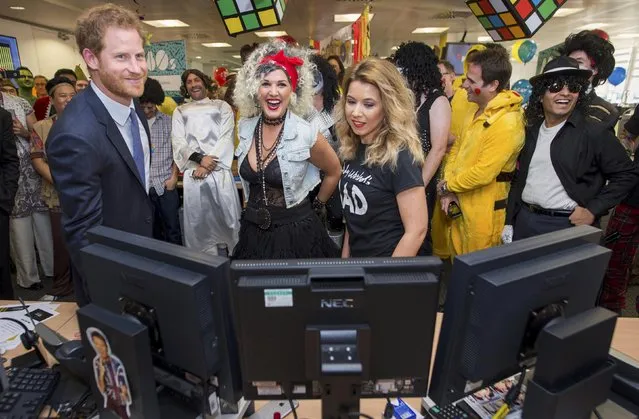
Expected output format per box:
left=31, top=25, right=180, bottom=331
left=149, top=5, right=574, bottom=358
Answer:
left=335, top=58, right=424, bottom=171
left=233, top=40, right=315, bottom=118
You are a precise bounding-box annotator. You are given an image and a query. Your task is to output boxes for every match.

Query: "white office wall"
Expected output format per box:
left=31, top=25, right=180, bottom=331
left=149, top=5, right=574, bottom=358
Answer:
left=0, top=18, right=86, bottom=79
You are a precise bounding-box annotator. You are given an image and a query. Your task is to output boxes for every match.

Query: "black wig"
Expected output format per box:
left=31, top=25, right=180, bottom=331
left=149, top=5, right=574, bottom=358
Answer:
left=524, top=74, right=591, bottom=126
left=180, top=69, right=212, bottom=98
left=391, top=41, right=442, bottom=107
left=561, top=31, right=615, bottom=87
left=140, top=78, right=165, bottom=105
left=310, top=54, right=340, bottom=113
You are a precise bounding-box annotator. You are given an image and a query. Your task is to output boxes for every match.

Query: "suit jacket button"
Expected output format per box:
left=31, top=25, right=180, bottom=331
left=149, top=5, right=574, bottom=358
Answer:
left=146, top=217, right=151, bottom=224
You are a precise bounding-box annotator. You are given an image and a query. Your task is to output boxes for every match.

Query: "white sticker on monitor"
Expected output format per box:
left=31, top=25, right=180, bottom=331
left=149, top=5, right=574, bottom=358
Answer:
left=256, top=384, right=283, bottom=396
left=264, top=289, right=293, bottom=307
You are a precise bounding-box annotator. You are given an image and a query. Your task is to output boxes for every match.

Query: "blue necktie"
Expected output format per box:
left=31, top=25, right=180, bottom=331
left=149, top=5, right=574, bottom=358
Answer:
left=129, top=108, right=145, bottom=184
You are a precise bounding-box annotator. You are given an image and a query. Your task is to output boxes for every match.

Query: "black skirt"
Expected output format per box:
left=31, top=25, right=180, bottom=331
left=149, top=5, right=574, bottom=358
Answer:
left=233, top=200, right=339, bottom=259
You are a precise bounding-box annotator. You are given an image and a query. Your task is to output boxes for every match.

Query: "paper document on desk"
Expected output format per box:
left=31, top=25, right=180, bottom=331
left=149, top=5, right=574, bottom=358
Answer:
left=0, top=302, right=60, bottom=352
left=462, top=373, right=526, bottom=419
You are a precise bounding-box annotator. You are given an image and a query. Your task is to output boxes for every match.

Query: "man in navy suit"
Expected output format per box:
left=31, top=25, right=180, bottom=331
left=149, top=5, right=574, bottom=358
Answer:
left=47, top=3, right=152, bottom=305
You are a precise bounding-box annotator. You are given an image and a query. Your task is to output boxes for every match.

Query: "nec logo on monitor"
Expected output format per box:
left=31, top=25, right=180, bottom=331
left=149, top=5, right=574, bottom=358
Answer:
left=320, top=299, right=355, bottom=309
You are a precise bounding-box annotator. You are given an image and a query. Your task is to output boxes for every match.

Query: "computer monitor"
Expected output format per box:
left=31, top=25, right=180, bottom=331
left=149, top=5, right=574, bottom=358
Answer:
left=230, top=257, right=442, bottom=418
left=80, top=226, right=242, bottom=414
left=442, top=42, right=473, bottom=75
left=429, top=226, right=609, bottom=406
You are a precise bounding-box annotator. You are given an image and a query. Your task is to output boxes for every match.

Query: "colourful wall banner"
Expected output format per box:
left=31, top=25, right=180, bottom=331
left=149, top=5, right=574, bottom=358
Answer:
left=144, top=40, right=186, bottom=97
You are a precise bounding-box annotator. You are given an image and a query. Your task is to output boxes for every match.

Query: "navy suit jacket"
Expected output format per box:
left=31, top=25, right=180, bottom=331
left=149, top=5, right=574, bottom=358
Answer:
left=46, top=86, right=153, bottom=304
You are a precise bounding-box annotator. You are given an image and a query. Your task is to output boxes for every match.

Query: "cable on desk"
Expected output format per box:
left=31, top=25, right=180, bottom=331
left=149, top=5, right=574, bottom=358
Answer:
left=492, top=368, right=527, bottom=419
left=593, top=407, right=603, bottom=419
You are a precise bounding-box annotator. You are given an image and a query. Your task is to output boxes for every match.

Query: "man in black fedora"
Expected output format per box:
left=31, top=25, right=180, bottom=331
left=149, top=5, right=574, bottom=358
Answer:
left=502, top=56, right=639, bottom=242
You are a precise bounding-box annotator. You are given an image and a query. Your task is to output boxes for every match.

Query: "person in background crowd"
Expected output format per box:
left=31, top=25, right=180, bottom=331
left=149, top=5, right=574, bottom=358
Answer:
left=2, top=87, right=53, bottom=291
left=307, top=54, right=343, bottom=239
left=34, top=75, right=48, bottom=98
left=337, top=58, right=427, bottom=257
left=503, top=56, right=638, bottom=243
left=240, top=43, right=259, bottom=64
left=393, top=41, right=451, bottom=255
left=599, top=103, right=639, bottom=315
left=0, top=107, right=19, bottom=299
left=46, top=3, right=152, bottom=305
left=140, top=78, right=181, bottom=245
left=233, top=41, right=341, bottom=259
left=430, top=43, right=486, bottom=261
left=30, top=77, right=76, bottom=300
left=562, top=30, right=619, bottom=130
left=74, top=65, right=90, bottom=91
left=0, top=80, right=18, bottom=97
left=172, top=69, right=240, bottom=254
left=33, top=68, right=77, bottom=121
left=437, top=60, right=456, bottom=101
left=439, top=46, right=524, bottom=257
left=327, top=55, right=345, bottom=89
left=15, top=66, right=36, bottom=105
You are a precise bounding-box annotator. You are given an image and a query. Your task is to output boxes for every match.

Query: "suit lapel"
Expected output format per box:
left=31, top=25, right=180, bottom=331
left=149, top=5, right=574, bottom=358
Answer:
left=85, top=87, right=145, bottom=189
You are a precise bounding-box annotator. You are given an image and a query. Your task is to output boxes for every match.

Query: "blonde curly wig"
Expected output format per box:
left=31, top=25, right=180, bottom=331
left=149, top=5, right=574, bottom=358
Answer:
left=233, top=40, right=316, bottom=118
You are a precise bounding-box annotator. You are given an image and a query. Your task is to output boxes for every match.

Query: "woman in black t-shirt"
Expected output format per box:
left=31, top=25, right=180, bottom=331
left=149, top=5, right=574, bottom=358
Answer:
left=392, top=42, right=451, bottom=245
left=335, top=58, right=428, bottom=257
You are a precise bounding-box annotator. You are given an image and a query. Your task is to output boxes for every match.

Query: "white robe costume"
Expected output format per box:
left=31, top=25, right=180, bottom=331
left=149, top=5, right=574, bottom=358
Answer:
left=171, top=98, right=241, bottom=255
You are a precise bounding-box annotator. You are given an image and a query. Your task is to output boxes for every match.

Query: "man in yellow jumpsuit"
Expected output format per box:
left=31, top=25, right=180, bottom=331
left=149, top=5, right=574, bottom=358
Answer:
left=431, top=44, right=485, bottom=259
left=438, top=47, right=525, bottom=257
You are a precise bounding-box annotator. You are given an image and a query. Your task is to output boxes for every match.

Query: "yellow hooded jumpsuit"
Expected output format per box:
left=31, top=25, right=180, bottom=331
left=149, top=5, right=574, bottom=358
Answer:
left=431, top=45, right=485, bottom=259
left=443, top=90, right=525, bottom=257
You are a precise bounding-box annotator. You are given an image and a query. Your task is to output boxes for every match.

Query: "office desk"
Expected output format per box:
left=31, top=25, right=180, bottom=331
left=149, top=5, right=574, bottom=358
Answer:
left=1, top=301, right=637, bottom=417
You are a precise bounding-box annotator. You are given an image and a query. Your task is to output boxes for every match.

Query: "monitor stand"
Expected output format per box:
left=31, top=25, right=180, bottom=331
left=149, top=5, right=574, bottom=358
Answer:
left=306, top=326, right=371, bottom=419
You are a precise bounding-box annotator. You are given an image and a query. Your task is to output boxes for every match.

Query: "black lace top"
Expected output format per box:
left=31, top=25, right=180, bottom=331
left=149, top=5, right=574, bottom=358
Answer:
left=240, top=157, right=287, bottom=208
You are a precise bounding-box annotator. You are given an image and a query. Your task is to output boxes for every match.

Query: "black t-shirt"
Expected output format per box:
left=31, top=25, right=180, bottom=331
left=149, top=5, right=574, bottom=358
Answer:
left=340, top=145, right=424, bottom=257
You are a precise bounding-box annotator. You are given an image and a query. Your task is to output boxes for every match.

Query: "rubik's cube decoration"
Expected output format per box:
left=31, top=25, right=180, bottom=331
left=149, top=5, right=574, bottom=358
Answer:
left=466, top=0, right=567, bottom=41
left=215, top=0, right=289, bottom=36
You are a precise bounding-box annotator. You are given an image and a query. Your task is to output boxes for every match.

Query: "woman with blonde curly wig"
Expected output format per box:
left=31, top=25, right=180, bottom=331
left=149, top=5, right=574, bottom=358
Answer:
left=232, top=41, right=341, bottom=259
left=337, top=58, right=428, bottom=257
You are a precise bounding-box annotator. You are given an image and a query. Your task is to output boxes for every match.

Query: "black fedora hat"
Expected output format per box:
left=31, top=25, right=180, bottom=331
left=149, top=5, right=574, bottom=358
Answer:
left=529, top=56, right=592, bottom=85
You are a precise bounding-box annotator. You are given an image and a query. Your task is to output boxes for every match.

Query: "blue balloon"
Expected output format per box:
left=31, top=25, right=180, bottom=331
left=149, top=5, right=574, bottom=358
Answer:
left=608, top=67, right=627, bottom=87
left=517, top=40, right=537, bottom=64
left=512, top=79, right=533, bottom=105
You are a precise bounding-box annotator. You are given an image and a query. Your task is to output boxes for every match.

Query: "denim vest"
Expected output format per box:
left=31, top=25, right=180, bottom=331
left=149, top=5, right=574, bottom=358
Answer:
left=236, top=111, right=321, bottom=208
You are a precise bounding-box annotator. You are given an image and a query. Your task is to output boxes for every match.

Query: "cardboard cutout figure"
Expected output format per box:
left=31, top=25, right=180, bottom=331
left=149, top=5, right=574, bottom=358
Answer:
left=87, top=327, right=133, bottom=419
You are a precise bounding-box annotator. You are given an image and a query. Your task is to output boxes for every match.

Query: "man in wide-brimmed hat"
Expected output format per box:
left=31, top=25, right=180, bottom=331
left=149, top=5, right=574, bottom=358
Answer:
left=503, top=56, right=639, bottom=242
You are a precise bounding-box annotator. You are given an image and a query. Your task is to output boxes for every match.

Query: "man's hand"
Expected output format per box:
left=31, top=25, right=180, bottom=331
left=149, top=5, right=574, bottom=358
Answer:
left=440, top=193, right=459, bottom=212
left=164, top=175, right=178, bottom=191
left=12, top=119, right=28, bottom=138
left=200, top=155, right=218, bottom=172
left=191, top=166, right=209, bottom=180
left=569, top=206, right=595, bottom=226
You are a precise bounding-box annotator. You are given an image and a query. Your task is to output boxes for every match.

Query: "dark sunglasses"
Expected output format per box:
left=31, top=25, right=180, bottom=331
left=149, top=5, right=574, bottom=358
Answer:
left=547, top=79, right=582, bottom=94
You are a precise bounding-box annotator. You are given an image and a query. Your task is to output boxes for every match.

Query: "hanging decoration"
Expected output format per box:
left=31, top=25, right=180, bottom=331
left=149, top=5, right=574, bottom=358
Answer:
left=352, top=4, right=371, bottom=64
left=512, top=79, right=533, bottom=104
left=608, top=67, right=627, bottom=87
left=214, top=0, right=289, bottom=37
left=466, top=0, right=567, bottom=41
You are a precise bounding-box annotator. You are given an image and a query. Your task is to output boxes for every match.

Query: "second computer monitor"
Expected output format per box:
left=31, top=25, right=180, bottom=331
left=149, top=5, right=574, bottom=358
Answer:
left=429, top=226, right=610, bottom=406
